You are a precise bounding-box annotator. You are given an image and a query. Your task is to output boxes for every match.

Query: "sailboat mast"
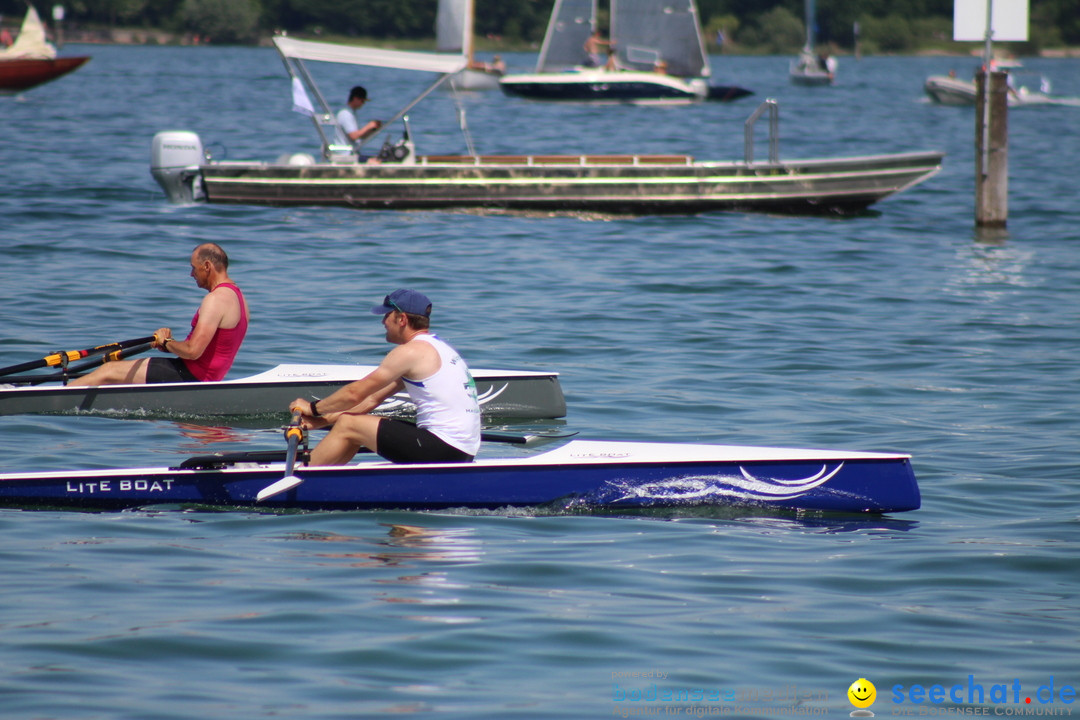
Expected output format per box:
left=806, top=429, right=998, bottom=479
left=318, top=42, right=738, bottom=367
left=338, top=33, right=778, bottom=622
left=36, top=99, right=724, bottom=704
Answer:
left=805, top=0, right=815, bottom=52
left=464, top=0, right=475, bottom=63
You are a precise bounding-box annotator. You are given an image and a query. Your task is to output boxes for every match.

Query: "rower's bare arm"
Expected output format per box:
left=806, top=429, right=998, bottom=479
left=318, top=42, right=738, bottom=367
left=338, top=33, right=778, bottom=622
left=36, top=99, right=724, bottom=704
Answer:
left=165, top=290, right=233, bottom=360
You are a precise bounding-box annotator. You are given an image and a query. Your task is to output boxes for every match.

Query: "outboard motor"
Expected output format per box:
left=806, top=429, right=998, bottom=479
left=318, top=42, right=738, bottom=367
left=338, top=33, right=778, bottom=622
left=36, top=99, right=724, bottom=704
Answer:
left=150, top=131, right=206, bottom=203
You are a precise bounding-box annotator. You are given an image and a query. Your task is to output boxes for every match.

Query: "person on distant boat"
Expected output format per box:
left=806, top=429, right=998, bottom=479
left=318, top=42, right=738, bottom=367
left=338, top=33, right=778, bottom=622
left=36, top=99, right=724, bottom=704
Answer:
left=68, top=243, right=249, bottom=386
left=653, top=59, right=668, bottom=75
left=817, top=52, right=837, bottom=79
left=604, top=46, right=618, bottom=71
left=289, top=289, right=480, bottom=466
left=336, top=85, right=382, bottom=150
left=583, top=30, right=611, bottom=67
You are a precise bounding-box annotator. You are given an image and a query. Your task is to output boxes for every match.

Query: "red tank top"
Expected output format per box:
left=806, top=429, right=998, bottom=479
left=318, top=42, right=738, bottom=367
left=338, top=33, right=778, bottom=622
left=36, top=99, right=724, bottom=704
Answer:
left=182, top=283, right=248, bottom=382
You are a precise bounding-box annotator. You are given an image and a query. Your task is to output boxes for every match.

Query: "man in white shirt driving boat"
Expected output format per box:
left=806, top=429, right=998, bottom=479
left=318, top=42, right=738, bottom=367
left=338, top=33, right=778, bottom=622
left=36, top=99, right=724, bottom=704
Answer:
left=289, top=289, right=481, bottom=466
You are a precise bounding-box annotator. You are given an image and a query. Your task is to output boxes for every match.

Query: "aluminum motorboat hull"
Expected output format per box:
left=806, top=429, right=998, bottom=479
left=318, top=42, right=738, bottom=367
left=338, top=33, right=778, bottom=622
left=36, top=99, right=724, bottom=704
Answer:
left=0, top=364, right=566, bottom=419
left=0, top=440, right=921, bottom=514
left=194, top=151, right=944, bottom=216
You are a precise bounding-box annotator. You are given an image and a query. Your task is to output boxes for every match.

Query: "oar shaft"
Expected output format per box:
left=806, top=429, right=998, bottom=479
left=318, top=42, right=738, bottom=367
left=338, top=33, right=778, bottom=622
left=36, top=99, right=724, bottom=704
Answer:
left=10, top=341, right=157, bottom=387
left=0, top=336, right=156, bottom=378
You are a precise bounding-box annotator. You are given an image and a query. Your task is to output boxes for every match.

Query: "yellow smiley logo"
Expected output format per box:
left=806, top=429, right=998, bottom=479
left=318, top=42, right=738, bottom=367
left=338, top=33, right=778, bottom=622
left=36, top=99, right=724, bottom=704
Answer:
left=848, top=678, right=877, bottom=709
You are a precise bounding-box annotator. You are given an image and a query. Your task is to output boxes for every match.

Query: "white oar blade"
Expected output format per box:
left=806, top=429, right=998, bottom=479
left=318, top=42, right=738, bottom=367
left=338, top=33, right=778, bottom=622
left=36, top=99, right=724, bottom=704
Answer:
left=257, top=474, right=303, bottom=502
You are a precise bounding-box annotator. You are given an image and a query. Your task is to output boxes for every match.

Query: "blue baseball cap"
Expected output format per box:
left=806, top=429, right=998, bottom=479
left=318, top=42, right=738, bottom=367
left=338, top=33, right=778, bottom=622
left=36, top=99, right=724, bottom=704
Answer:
left=370, top=289, right=432, bottom=317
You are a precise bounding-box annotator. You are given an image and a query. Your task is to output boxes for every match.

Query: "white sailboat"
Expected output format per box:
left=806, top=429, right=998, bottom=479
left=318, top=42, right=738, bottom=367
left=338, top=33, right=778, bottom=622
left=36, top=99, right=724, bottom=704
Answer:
left=436, top=0, right=502, bottom=90
left=499, top=0, right=751, bottom=104
left=789, top=0, right=835, bottom=86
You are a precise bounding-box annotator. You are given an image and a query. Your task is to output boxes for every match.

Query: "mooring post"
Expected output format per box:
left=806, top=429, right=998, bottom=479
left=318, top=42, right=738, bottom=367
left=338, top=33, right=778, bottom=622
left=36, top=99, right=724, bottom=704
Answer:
left=975, top=69, right=1009, bottom=228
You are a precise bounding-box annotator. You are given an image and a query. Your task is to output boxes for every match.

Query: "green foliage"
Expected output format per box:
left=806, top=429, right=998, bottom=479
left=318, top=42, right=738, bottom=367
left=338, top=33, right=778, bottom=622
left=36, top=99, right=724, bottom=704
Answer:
left=737, top=6, right=803, bottom=53
left=181, top=0, right=262, bottom=43
left=7, top=0, right=1078, bottom=53
left=856, top=13, right=914, bottom=52
left=703, top=14, right=739, bottom=49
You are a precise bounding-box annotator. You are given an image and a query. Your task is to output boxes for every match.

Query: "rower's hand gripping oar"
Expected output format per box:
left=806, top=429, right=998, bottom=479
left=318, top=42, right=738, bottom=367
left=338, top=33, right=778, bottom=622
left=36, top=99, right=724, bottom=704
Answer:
left=256, top=413, right=307, bottom=502
left=0, top=336, right=156, bottom=378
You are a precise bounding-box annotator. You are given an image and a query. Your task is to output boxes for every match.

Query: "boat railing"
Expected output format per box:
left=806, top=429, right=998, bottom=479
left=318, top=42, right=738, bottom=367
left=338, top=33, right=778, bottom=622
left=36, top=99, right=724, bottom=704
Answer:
left=744, top=99, right=780, bottom=166
left=418, top=154, right=695, bottom=167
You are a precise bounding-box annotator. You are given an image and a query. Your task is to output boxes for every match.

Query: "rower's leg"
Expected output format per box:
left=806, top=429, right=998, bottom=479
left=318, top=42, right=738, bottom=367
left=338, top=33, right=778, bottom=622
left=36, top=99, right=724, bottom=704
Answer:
left=309, top=413, right=381, bottom=465
left=66, top=358, right=151, bottom=386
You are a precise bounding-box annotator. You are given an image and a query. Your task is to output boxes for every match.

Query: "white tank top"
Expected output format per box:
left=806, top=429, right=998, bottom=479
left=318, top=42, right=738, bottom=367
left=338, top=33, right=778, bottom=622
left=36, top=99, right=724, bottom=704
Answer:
left=403, top=334, right=481, bottom=455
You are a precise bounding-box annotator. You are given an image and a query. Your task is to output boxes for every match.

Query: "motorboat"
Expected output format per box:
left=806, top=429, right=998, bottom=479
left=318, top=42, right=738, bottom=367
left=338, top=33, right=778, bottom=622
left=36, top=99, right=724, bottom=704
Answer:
left=923, top=72, right=1080, bottom=107
left=149, top=36, right=944, bottom=216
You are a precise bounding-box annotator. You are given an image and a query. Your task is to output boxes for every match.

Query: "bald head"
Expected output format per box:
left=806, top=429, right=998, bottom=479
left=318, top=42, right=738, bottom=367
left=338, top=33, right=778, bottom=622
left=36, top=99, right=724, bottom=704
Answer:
left=193, top=243, right=228, bottom=271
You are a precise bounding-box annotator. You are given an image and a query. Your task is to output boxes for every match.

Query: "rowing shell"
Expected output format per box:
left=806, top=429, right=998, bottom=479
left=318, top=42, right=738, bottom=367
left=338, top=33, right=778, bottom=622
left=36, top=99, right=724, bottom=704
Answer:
left=0, top=440, right=920, bottom=514
left=0, top=364, right=566, bottom=420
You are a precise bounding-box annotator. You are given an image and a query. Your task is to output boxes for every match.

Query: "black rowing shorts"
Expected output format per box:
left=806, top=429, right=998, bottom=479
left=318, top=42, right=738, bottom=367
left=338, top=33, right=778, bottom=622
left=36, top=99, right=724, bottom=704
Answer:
left=376, top=417, right=474, bottom=464
left=145, top=357, right=198, bottom=384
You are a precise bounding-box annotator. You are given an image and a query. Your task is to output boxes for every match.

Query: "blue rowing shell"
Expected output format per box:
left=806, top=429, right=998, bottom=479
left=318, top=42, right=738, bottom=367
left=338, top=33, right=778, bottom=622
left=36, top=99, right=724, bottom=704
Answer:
left=0, top=440, right=920, bottom=514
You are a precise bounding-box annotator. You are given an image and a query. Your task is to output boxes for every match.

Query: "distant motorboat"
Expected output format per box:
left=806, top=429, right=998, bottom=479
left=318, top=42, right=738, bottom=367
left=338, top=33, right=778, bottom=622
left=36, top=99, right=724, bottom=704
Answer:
left=0, top=5, right=89, bottom=94
left=924, top=72, right=1080, bottom=108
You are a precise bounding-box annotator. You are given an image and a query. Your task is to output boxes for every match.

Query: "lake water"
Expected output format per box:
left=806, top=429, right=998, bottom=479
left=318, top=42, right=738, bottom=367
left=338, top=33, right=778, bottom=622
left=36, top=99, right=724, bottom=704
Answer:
left=2, top=47, right=1079, bottom=719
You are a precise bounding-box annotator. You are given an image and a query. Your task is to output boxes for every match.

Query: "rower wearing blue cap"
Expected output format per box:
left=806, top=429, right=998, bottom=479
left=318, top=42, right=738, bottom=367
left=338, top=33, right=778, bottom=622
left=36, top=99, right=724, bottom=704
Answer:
left=290, top=290, right=480, bottom=465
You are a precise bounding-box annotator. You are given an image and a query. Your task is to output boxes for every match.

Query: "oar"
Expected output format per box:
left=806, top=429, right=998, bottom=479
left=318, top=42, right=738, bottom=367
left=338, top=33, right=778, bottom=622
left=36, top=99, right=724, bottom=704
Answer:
left=3, top=341, right=156, bottom=386
left=0, top=336, right=156, bottom=378
left=256, top=413, right=306, bottom=502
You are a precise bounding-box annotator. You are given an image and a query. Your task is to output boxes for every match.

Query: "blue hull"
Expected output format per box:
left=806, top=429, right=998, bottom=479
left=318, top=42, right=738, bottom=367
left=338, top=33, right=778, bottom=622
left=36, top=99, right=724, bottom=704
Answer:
left=0, top=441, right=921, bottom=514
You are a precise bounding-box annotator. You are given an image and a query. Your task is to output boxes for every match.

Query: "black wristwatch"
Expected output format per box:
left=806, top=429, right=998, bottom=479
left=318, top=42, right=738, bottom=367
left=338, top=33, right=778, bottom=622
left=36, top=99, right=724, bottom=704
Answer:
left=309, top=400, right=321, bottom=417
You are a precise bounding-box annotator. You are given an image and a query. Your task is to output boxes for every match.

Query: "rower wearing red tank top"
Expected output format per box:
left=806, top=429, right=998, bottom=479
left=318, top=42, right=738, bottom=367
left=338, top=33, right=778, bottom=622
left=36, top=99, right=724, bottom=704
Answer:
left=69, top=243, right=249, bottom=386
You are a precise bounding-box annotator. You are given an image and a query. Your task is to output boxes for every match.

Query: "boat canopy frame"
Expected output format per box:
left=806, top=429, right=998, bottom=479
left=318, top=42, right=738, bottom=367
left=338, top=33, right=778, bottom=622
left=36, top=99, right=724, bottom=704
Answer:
left=272, top=36, right=470, bottom=161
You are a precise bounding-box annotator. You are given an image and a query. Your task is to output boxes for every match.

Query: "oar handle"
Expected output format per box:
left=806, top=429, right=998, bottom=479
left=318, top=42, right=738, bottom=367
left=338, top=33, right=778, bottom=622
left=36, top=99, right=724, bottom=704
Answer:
left=282, top=412, right=305, bottom=474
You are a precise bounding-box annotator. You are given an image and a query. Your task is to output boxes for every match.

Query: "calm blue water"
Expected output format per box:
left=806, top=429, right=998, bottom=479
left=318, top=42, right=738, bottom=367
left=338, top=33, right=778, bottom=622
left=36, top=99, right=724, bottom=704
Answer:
left=2, top=47, right=1079, bottom=719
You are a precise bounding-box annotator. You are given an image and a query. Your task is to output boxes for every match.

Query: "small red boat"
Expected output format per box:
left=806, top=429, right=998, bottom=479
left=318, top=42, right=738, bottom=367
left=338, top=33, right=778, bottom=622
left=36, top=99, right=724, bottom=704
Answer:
left=0, top=55, right=89, bottom=93
left=0, top=6, right=89, bottom=94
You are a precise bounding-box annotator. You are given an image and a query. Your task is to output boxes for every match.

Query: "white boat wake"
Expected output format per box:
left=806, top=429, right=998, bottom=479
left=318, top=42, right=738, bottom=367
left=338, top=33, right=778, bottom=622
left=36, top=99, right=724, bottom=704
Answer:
left=605, top=463, right=845, bottom=503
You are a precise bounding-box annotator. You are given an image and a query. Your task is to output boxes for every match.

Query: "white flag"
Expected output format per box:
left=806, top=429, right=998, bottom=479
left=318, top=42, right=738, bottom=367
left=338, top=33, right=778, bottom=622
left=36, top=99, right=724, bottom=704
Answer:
left=291, top=77, right=315, bottom=117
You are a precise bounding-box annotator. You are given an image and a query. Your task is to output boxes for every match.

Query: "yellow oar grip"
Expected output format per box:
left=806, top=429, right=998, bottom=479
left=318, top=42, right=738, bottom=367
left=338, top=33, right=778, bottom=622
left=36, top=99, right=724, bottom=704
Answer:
left=44, top=350, right=86, bottom=367
left=285, top=426, right=304, bottom=442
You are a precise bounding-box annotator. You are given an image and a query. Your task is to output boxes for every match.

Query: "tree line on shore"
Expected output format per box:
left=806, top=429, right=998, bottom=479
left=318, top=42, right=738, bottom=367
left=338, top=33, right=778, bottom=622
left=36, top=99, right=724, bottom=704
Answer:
left=1, top=0, right=1075, bottom=54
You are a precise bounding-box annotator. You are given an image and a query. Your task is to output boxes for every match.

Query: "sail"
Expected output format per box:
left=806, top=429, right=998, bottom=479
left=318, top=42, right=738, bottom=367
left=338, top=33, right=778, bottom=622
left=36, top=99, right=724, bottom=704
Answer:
left=274, top=36, right=467, bottom=74
left=0, top=5, right=57, bottom=60
left=536, top=0, right=596, bottom=72
left=436, top=0, right=474, bottom=56
left=611, top=0, right=710, bottom=78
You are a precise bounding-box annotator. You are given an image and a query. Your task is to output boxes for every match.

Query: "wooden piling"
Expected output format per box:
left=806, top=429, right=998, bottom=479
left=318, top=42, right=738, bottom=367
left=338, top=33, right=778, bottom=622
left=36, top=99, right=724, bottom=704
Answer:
left=975, top=70, right=1009, bottom=228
